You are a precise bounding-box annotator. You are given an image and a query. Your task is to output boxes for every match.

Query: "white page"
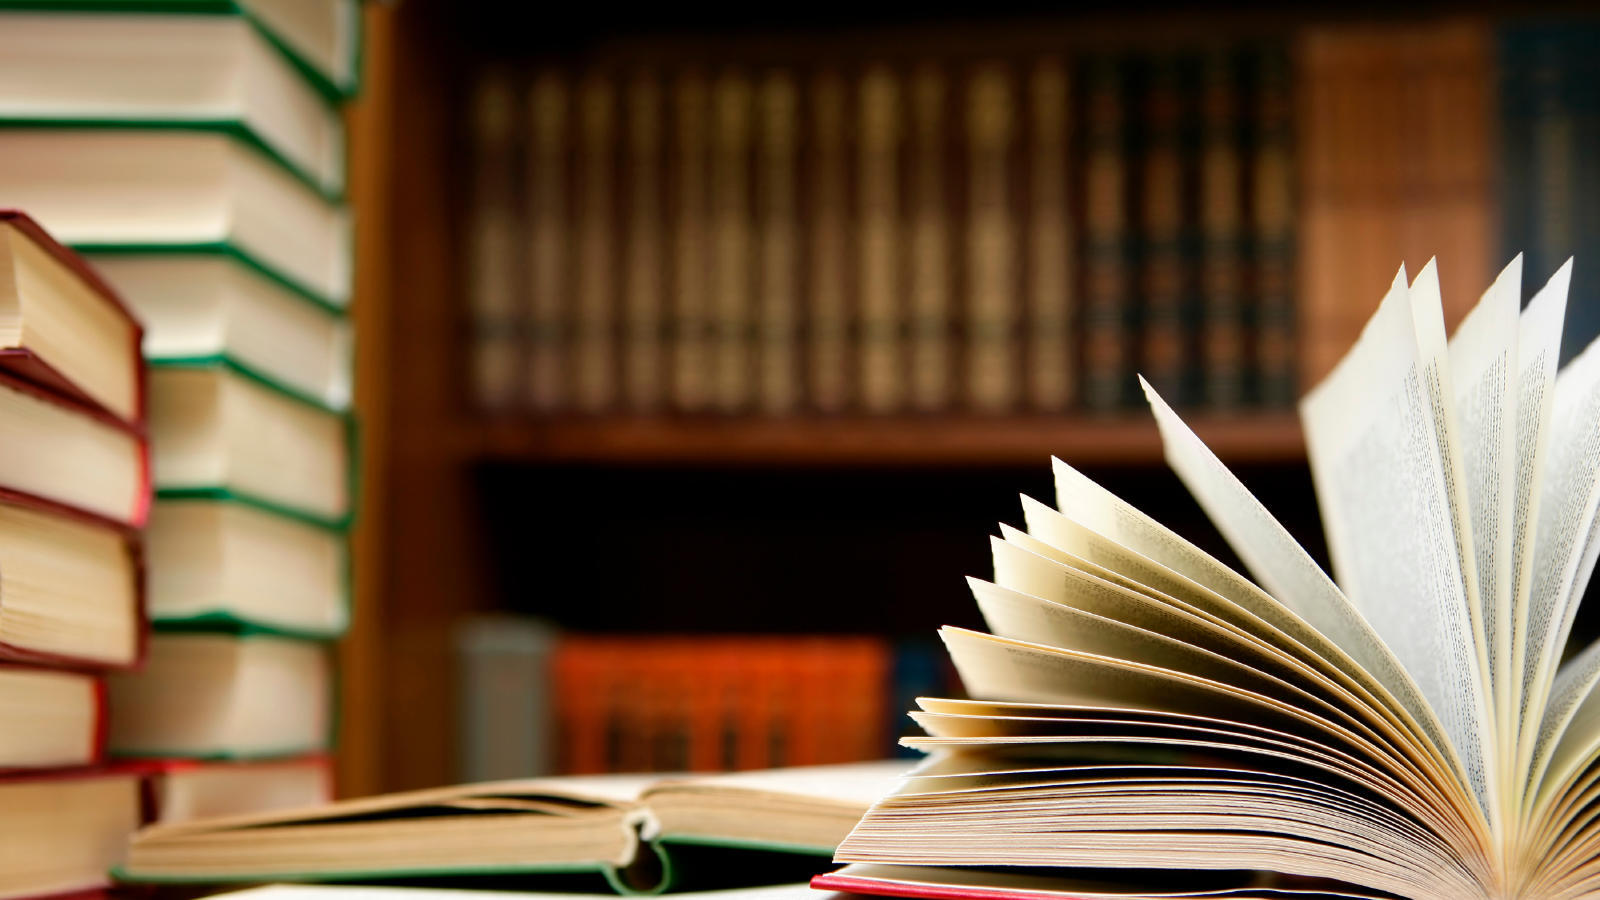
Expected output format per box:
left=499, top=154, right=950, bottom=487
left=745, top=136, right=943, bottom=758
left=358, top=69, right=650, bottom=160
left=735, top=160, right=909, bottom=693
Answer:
left=1519, top=322, right=1600, bottom=779
left=1447, top=256, right=1521, bottom=751
left=1529, top=638, right=1600, bottom=804
left=1295, top=266, right=1493, bottom=821
left=1507, top=260, right=1571, bottom=759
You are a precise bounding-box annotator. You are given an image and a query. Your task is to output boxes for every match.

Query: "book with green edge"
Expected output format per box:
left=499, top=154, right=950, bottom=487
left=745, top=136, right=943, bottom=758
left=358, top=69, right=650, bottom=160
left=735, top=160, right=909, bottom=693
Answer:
left=150, top=357, right=358, bottom=531
left=0, top=127, right=351, bottom=306
left=107, top=630, right=334, bottom=760
left=118, top=762, right=908, bottom=896
left=147, top=493, right=350, bottom=640
left=0, top=8, right=347, bottom=195
left=87, top=248, right=352, bottom=412
left=0, top=0, right=362, bottom=102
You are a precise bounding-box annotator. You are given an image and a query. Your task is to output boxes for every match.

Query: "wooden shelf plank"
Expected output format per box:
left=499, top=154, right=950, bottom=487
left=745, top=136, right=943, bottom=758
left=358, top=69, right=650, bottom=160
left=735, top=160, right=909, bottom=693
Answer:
left=461, top=413, right=1306, bottom=467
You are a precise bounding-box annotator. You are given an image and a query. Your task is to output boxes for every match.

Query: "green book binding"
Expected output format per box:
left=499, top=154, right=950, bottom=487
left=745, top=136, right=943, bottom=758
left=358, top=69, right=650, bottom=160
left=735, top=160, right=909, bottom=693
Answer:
left=147, top=493, right=351, bottom=640
left=0, top=0, right=363, bottom=102
left=150, top=357, right=359, bottom=531
left=115, top=763, right=909, bottom=895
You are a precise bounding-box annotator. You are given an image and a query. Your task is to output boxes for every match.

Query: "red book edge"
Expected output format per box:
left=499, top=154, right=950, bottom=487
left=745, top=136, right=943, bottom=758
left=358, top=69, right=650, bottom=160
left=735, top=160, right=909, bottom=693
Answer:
left=812, top=873, right=1090, bottom=900
left=0, top=666, right=107, bottom=771
left=133, top=754, right=335, bottom=822
left=0, top=210, right=147, bottom=429
left=0, top=486, right=147, bottom=671
left=0, top=368, right=151, bottom=529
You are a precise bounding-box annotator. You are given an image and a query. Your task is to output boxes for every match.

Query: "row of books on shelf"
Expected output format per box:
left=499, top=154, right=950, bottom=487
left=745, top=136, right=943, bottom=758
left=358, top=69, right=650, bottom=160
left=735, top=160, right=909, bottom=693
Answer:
left=466, top=15, right=1600, bottom=422
left=457, top=622, right=954, bottom=779
left=465, top=41, right=1298, bottom=416
left=0, top=2, right=364, bottom=898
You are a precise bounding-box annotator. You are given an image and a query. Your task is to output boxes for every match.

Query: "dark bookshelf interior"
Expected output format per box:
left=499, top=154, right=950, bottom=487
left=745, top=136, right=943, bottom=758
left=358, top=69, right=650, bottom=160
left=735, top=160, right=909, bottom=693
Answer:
left=345, top=0, right=1600, bottom=796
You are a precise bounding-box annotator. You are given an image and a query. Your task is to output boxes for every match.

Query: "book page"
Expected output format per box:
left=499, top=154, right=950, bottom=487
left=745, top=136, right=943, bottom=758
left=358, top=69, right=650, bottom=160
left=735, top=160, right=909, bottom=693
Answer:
left=1294, top=266, right=1492, bottom=819
left=1447, top=256, right=1521, bottom=754
left=646, top=761, right=909, bottom=807
left=1519, top=319, right=1600, bottom=780
left=1041, top=470, right=1457, bottom=791
left=1508, top=260, right=1571, bottom=761
left=1528, top=637, right=1600, bottom=807
left=1146, top=375, right=1486, bottom=819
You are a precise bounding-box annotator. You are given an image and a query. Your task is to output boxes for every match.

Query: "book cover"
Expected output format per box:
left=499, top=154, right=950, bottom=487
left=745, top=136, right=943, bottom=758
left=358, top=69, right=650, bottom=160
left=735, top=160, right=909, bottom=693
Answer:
left=1135, top=52, right=1194, bottom=408
left=0, top=210, right=147, bottom=429
left=465, top=66, right=523, bottom=413
left=574, top=71, right=620, bottom=413
left=1079, top=54, right=1133, bottom=412
left=525, top=70, right=570, bottom=412
left=963, top=63, right=1019, bottom=413
left=1249, top=41, right=1295, bottom=408
left=622, top=70, right=666, bottom=413
left=669, top=70, right=711, bottom=412
left=709, top=71, right=753, bottom=413
left=906, top=62, right=952, bottom=413
left=803, top=68, right=853, bottom=413
left=857, top=65, right=903, bottom=413
left=754, top=70, right=800, bottom=415
left=1024, top=57, right=1073, bottom=412
left=1195, top=47, right=1247, bottom=410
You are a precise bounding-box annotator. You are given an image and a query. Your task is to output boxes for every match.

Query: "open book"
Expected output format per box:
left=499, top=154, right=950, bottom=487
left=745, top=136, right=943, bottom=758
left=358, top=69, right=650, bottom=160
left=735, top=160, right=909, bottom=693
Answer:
left=817, top=257, right=1600, bottom=900
left=119, top=761, right=906, bottom=895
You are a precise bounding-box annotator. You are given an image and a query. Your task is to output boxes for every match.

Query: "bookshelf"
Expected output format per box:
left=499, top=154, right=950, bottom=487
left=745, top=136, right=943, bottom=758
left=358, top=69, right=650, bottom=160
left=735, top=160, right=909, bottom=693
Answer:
left=344, top=0, right=1580, bottom=795
left=464, top=414, right=1305, bottom=467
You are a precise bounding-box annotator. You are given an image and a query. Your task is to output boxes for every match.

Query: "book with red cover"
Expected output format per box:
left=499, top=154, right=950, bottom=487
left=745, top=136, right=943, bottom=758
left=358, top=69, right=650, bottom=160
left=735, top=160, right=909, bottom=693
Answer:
left=0, top=484, right=147, bottom=671
left=0, top=766, right=145, bottom=900
left=0, top=664, right=106, bottom=771
left=0, top=210, right=147, bottom=430
left=0, top=365, right=151, bottom=529
left=141, top=754, right=334, bottom=823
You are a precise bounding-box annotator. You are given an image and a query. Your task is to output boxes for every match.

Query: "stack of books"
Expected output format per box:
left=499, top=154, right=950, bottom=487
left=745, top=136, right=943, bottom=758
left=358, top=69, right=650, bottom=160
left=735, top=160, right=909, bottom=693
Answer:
left=465, top=39, right=1297, bottom=418
left=0, top=211, right=148, bottom=898
left=0, top=0, right=362, bottom=822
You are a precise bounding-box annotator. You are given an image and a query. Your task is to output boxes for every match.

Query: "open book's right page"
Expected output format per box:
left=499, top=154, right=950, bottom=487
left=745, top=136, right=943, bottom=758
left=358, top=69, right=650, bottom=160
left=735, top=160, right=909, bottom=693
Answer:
left=1446, top=256, right=1522, bottom=786
left=1296, top=266, right=1494, bottom=822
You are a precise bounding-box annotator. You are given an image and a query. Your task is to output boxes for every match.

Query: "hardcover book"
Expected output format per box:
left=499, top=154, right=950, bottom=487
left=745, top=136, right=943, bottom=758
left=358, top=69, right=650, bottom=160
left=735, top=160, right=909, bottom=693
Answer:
left=815, top=256, right=1600, bottom=899
left=0, top=8, right=345, bottom=194
left=0, top=211, right=145, bottom=428
left=119, top=762, right=907, bottom=895
left=0, top=768, right=143, bottom=900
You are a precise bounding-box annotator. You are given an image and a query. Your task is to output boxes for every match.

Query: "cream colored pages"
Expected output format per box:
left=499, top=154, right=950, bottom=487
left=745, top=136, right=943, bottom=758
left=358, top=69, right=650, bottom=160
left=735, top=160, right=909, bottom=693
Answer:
left=1294, top=269, right=1492, bottom=819
left=210, top=882, right=834, bottom=900
left=1144, top=375, right=1483, bottom=823
left=1447, top=256, right=1521, bottom=753
left=1037, top=473, right=1459, bottom=800
left=647, top=761, right=908, bottom=807
left=1508, top=260, right=1571, bottom=765
left=1519, top=320, right=1600, bottom=783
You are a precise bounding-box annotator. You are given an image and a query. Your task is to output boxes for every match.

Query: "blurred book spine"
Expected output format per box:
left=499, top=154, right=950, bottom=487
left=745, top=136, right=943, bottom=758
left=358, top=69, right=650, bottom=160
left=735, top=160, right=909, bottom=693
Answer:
left=463, top=39, right=1299, bottom=418
left=1080, top=54, right=1133, bottom=412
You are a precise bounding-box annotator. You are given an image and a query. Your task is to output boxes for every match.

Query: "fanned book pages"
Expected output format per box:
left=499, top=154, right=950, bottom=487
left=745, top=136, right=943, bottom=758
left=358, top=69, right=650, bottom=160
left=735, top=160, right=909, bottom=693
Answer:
left=814, top=257, right=1600, bottom=900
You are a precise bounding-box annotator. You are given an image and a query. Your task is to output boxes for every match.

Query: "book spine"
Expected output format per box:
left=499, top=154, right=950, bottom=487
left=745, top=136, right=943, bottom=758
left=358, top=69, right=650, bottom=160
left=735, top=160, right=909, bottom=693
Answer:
left=1081, top=55, right=1133, bottom=412
left=965, top=63, right=1019, bottom=413
left=573, top=73, right=619, bottom=412
left=1197, top=48, right=1247, bottom=410
left=807, top=69, right=853, bottom=412
left=670, top=72, right=711, bottom=411
left=1251, top=42, right=1295, bottom=407
left=1138, top=53, right=1190, bottom=407
left=907, top=63, right=951, bottom=412
left=465, top=67, right=523, bottom=413
left=526, top=71, right=570, bottom=412
left=858, top=65, right=904, bottom=413
left=710, top=72, right=754, bottom=413
left=755, top=71, right=801, bottom=415
left=1026, top=57, right=1074, bottom=411
left=622, top=71, right=665, bottom=412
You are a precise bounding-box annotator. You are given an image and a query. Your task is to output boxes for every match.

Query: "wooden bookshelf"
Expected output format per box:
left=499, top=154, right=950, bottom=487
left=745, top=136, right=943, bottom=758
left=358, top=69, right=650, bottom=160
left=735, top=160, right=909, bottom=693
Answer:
left=463, top=414, right=1305, bottom=467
